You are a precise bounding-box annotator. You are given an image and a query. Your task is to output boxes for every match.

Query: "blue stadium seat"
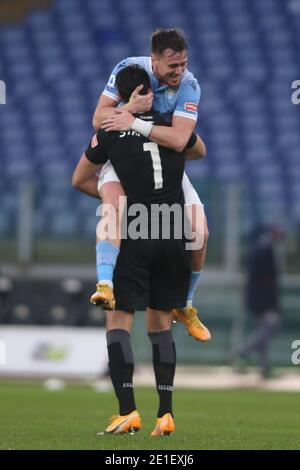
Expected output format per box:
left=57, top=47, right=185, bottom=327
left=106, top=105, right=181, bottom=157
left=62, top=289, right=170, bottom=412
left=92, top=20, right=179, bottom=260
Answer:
left=50, top=212, right=79, bottom=236
left=30, top=29, right=58, bottom=48
left=0, top=0, right=299, bottom=236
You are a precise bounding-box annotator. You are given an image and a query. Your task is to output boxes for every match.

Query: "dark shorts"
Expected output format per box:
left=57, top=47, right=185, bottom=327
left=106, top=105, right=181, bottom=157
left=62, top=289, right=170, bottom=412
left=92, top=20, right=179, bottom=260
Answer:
left=113, top=237, right=191, bottom=313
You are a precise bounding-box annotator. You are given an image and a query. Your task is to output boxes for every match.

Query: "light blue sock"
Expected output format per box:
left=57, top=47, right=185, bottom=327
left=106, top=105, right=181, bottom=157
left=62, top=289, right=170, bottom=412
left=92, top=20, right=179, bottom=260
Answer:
left=96, top=241, right=120, bottom=287
left=187, top=271, right=203, bottom=307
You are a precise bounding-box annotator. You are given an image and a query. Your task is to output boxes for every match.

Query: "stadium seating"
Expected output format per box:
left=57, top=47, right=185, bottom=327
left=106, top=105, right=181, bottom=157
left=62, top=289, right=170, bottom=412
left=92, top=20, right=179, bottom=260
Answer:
left=0, top=0, right=300, bottom=238
left=0, top=277, right=104, bottom=327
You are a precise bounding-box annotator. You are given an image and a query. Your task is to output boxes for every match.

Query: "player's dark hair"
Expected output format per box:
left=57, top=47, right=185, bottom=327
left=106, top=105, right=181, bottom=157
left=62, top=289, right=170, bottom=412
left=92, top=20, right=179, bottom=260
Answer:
left=115, top=64, right=151, bottom=102
left=151, top=28, right=188, bottom=55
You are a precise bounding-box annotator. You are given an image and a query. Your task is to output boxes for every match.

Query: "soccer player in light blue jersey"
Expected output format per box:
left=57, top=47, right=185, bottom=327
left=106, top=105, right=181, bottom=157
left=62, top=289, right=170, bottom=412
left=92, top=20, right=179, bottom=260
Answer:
left=91, top=29, right=210, bottom=342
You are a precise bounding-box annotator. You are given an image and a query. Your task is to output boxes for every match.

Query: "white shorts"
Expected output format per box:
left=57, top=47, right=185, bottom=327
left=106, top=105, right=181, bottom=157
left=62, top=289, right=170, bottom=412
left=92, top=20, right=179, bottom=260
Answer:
left=97, top=160, right=120, bottom=193
left=97, top=160, right=202, bottom=205
left=182, top=172, right=202, bottom=205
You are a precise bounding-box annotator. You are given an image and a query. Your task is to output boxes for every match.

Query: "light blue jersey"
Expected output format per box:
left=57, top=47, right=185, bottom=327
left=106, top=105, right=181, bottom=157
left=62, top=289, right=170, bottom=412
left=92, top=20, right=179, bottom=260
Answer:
left=103, top=56, right=201, bottom=122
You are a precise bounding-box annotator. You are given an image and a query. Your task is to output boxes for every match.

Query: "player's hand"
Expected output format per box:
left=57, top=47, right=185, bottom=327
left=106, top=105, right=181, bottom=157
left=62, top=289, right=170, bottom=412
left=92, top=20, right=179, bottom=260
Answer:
left=125, top=84, right=153, bottom=113
left=101, top=108, right=135, bottom=132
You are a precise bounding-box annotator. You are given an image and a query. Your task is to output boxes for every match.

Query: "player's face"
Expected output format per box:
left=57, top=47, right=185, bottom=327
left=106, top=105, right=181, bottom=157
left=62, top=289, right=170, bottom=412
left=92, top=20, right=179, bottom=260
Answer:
left=151, top=49, right=188, bottom=87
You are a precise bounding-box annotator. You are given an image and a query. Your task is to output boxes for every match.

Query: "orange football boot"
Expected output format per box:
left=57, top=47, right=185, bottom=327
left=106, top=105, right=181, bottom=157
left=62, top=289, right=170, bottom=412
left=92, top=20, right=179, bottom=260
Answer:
left=90, top=283, right=115, bottom=310
left=105, top=410, right=141, bottom=434
left=151, top=413, right=175, bottom=436
left=172, top=306, right=211, bottom=342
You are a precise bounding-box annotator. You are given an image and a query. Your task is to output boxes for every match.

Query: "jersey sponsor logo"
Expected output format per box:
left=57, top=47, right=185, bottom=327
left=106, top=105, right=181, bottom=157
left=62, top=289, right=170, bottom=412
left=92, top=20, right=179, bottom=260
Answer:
left=184, top=102, right=198, bottom=112
left=91, top=134, right=98, bottom=148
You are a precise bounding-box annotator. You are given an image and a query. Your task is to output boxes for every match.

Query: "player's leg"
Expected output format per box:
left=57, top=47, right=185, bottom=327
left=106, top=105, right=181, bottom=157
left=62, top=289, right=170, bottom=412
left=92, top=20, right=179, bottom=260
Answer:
left=172, top=173, right=211, bottom=341
left=182, top=172, right=209, bottom=306
left=187, top=206, right=209, bottom=296
left=146, top=237, right=192, bottom=436
left=104, top=310, right=141, bottom=434
left=91, top=162, right=125, bottom=309
left=146, top=308, right=176, bottom=436
left=103, top=238, right=149, bottom=433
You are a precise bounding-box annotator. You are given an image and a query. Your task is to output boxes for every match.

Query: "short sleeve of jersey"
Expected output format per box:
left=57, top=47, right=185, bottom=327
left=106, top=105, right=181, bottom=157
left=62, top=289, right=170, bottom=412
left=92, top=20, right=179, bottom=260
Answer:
left=173, top=79, right=201, bottom=122
left=102, top=59, right=130, bottom=102
left=85, top=130, right=109, bottom=165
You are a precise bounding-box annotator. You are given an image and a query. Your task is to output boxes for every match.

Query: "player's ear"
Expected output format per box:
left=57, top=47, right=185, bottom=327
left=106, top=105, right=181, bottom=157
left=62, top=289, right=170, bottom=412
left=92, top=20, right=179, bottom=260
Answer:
left=151, top=52, right=157, bottom=63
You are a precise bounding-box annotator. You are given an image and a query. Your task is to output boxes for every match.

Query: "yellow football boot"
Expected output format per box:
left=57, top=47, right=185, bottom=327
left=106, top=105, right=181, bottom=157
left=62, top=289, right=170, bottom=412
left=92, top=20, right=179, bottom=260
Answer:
left=105, top=410, right=141, bottom=434
left=150, top=413, right=175, bottom=436
left=90, top=283, right=115, bottom=310
left=172, top=306, right=211, bottom=342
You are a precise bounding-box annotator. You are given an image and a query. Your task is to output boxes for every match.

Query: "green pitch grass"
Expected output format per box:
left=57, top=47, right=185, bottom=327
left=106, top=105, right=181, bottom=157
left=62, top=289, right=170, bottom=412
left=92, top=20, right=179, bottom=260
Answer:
left=0, top=383, right=299, bottom=450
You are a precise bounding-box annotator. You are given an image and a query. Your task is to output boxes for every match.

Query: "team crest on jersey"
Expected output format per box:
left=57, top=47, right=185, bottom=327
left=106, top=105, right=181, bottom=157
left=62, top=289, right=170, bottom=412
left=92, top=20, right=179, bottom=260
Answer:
left=184, top=102, right=198, bottom=112
left=91, top=134, right=98, bottom=148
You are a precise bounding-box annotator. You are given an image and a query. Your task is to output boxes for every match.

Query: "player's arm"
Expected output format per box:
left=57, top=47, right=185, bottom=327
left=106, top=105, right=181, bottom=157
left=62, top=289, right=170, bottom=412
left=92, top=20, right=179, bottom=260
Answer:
left=168, top=79, right=201, bottom=152
left=72, top=155, right=102, bottom=198
left=72, top=132, right=109, bottom=197
left=101, top=110, right=195, bottom=152
left=92, top=62, right=123, bottom=130
left=184, top=135, right=206, bottom=160
left=142, top=79, right=200, bottom=151
left=92, top=94, right=119, bottom=131
left=101, top=80, right=201, bottom=152
left=93, top=89, right=153, bottom=130
left=92, top=60, right=153, bottom=130
left=148, top=115, right=196, bottom=152
left=101, top=108, right=196, bottom=152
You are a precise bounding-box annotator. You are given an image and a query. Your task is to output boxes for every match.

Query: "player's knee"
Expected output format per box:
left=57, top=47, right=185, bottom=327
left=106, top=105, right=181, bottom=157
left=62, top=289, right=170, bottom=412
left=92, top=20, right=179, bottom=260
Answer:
left=106, top=311, right=133, bottom=331
left=146, top=309, right=173, bottom=331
